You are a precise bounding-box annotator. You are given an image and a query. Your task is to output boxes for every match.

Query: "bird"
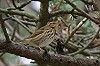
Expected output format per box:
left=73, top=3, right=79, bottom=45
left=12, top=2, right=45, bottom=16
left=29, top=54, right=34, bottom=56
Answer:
left=23, top=21, right=60, bottom=48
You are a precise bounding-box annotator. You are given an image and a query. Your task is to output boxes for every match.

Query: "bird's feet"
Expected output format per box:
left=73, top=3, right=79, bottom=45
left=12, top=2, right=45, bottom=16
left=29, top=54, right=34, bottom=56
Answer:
left=38, top=47, right=50, bottom=58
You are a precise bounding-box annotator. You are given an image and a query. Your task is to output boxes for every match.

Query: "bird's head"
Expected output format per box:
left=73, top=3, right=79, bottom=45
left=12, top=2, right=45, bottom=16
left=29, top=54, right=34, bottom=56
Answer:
left=48, top=21, right=60, bottom=29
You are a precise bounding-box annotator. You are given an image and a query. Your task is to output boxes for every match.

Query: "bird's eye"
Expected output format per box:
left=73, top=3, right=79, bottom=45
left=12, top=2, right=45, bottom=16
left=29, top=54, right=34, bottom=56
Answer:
left=52, top=23, right=55, bottom=24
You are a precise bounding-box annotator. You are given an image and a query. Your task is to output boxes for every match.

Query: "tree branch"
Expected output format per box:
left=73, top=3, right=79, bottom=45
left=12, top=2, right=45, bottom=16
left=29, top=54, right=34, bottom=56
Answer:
left=69, top=27, right=100, bottom=56
left=0, top=8, right=36, bottom=19
left=0, top=14, right=11, bottom=43
left=65, top=0, right=100, bottom=25
left=0, top=40, right=100, bottom=66
left=37, top=0, right=49, bottom=29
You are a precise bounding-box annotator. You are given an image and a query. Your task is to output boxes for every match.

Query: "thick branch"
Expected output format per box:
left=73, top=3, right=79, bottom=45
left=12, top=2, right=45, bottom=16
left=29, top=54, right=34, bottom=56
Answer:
left=37, top=0, right=49, bottom=29
left=0, top=40, right=100, bottom=66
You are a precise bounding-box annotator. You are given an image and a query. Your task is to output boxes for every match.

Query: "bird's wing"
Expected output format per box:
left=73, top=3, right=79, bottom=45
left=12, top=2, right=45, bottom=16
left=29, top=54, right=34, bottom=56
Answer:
left=25, top=30, right=46, bottom=42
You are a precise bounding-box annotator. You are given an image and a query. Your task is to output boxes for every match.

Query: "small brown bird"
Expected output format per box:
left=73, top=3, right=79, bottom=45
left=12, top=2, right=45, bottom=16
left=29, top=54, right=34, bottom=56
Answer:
left=23, top=21, right=60, bottom=48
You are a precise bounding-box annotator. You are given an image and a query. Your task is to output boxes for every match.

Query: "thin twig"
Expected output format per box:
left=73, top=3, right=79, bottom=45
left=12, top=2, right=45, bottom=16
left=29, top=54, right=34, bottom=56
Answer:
left=25, top=18, right=40, bottom=22
left=65, top=18, right=88, bottom=45
left=21, top=21, right=36, bottom=27
left=18, top=0, right=31, bottom=9
left=88, top=44, right=100, bottom=48
left=3, top=16, right=36, bottom=26
left=50, top=10, right=83, bottom=18
left=5, top=22, right=24, bottom=40
left=3, top=17, right=11, bottom=21
left=0, top=14, right=11, bottom=43
left=81, top=0, right=93, bottom=5
left=6, top=0, right=12, bottom=7
left=0, top=52, right=6, bottom=57
left=68, top=24, right=71, bottom=36
left=10, top=0, right=31, bottom=11
left=76, top=34, right=93, bottom=47
left=0, top=8, right=36, bottom=19
left=76, top=38, right=85, bottom=47
left=12, top=0, right=18, bottom=9
left=11, top=23, right=18, bottom=41
left=69, top=27, right=100, bottom=56
left=10, top=16, right=33, bottom=34
left=0, top=56, right=9, bottom=66
left=65, top=0, right=100, bottom=24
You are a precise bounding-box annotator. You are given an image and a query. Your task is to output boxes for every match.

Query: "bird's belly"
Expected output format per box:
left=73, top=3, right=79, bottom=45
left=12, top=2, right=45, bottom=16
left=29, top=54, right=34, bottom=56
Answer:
left=27, top=37, right=55, bottom=47
left=38, top=36, right=55, bottom=47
